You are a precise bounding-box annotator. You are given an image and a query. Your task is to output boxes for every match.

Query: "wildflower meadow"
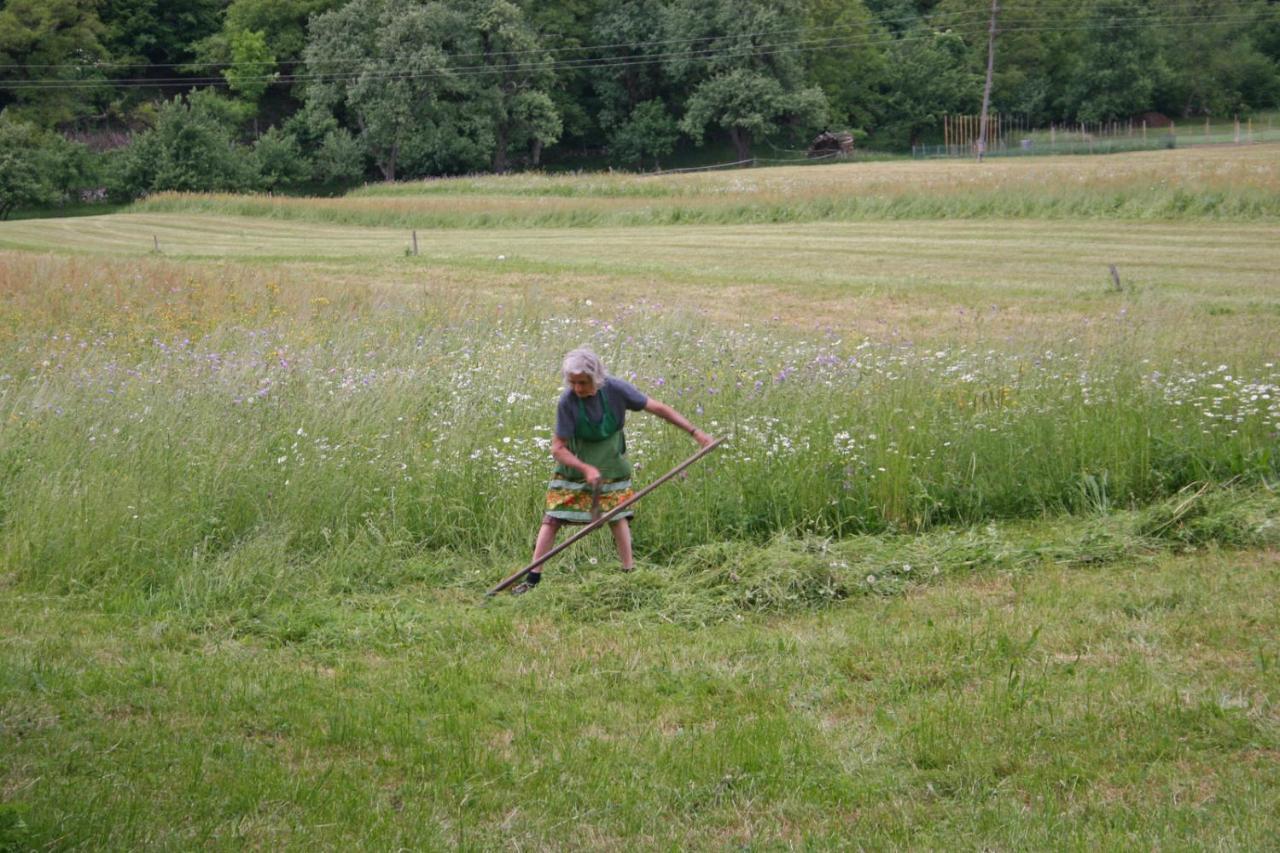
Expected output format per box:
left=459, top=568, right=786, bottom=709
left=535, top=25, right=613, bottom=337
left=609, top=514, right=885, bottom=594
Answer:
left=1, top=147, right=1278, bottom=848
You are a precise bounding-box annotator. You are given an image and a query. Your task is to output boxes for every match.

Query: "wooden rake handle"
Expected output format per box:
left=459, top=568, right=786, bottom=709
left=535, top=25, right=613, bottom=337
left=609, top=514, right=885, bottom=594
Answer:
left=486, top=436, right=727, bottom=596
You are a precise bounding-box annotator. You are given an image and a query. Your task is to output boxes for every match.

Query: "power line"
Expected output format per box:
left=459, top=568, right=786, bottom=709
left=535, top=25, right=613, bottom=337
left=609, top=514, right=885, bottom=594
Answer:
left=0, top=1, right=1266, bottom=73
left=4, top=28, right=955, bottom=88
left=0, top=6, right=996, bottom=72
left=0, top=8, right=1266, bottom=91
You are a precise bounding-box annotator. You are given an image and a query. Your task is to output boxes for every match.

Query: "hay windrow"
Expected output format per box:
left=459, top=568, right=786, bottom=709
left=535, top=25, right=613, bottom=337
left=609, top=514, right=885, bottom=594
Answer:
left=505, top=485, right=1280, bottom=627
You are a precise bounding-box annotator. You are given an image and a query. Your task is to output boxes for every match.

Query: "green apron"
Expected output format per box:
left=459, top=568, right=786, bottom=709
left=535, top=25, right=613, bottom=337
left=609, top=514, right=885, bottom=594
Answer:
left=555, top=387, right=633, bottom=482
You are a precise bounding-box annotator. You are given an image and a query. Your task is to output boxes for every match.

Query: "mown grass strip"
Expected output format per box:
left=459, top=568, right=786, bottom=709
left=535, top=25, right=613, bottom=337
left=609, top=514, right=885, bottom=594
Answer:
left=2, top=540, right=1276, bottom=848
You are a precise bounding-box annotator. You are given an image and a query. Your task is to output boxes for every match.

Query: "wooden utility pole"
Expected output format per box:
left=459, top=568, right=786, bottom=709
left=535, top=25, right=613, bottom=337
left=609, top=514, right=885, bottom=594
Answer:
left=977, top=0, right=1000, bottom=161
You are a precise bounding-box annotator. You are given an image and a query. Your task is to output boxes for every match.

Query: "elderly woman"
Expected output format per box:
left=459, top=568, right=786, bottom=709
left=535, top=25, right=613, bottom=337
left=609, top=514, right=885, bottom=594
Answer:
left=511, top=347, right=714, bottom=594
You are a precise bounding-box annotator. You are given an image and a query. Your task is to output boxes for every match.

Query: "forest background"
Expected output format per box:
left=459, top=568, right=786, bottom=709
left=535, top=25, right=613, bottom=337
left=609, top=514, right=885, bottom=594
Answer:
left=2, top=0, right=1280, bottom=211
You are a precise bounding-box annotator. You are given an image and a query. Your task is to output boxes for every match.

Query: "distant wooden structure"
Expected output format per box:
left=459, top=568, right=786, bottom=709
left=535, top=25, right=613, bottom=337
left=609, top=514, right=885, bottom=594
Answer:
left=807, top=131, right=854, bottom=158
left=1134, top=111, right=1173, bottom=129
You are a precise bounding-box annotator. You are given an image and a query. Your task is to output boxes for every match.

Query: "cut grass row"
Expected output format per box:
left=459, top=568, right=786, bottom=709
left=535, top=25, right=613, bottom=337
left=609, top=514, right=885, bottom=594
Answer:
left=2, top=219, right=1276, bottom=336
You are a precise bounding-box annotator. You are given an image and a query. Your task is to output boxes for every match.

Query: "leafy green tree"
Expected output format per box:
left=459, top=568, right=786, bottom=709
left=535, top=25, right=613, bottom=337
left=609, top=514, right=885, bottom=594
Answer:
left=311, top=128, right=366, bottom=184
left=303, top=0, right=460, bottom=180
left=225, top=29, right=277, bottom=110
left=1258, top=2, right=1280, bottom=70
left=864, top=0, right=938, bottom=32
left=190, top=0, right=343, bottom=112
left=1156, top=0, right=1279, bottom=117
left=253, top=127, right=308, bottom=190
left=184, top=87, right=257, bottom=128
left=681, top=69, right=827, bottom=160
left=107, top=95, right=259, bottom=199
left=1060, top=0, right=1166, bottom=123
left=805, top=0, right=889, bottom=134
left=506, top=89, right=562, bottom=167
left=608, top=99, right=678, bottom=168
left=0, top=0, right=108, bottom=127
left=467, top=0, right=562, bottom=171
left=0, top=118, right=58, bottom=218
left=874, top=28, right=979, bottom=147
left=591, top=0, right=669, bottom=158
left=930, top=0, right=1085, bottom=125
left=225, top=0, right=344, bottom=66
left=515, top=0, right=606, bottom=148
left=99, top=0, right=222, bottom=66
left=663, top=0, right=829, bottom=160
left=281, top=101, right=339, bottom=152
left=0, top=116, right=93, bottom=218
left=303, top=0, right=560, bottom=177
left=398, top=98, right=496, bottom=174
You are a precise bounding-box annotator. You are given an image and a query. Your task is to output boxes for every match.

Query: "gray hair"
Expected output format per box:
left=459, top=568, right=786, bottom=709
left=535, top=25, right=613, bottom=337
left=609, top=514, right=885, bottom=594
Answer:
left=561, top=347, right=607, bottom=388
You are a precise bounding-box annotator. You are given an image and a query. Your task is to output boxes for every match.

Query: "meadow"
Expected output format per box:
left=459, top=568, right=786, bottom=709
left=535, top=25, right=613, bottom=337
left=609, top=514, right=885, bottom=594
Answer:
left=1, top=144, right=1278, bottom=848
left=115, top=143, right=1280, bottom=229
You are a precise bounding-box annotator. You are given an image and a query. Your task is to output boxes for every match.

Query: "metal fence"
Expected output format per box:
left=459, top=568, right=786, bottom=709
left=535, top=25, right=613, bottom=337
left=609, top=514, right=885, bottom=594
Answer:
left=912, top=115, right=1280, bottom=159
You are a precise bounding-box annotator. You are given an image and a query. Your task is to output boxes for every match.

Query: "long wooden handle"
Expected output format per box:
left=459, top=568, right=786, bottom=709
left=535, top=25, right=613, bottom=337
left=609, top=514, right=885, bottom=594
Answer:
left=486, top=436, right=727, bottom=596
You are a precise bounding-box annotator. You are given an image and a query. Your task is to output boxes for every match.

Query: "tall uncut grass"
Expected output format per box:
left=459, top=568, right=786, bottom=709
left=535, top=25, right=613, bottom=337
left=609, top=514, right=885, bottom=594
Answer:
left=130, top=185, right=1280, bottom=230
left=2, top=255, right=1275, bottom=602
left=131, top=144, right=1280, bottom=229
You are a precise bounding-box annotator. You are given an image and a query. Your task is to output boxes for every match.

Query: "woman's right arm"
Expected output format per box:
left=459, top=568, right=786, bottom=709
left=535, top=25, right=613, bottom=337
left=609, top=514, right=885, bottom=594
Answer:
left=551, top=435, right=601, bottom=485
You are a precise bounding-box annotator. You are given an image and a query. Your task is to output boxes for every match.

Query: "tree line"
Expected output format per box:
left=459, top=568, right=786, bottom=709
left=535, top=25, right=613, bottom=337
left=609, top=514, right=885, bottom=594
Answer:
left=1, top=0, right=1278, bottom=212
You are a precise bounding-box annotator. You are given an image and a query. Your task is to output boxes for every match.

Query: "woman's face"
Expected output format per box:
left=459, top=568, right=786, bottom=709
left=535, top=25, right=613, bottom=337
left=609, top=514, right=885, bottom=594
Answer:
left=568, top=372, right=596, bottom=398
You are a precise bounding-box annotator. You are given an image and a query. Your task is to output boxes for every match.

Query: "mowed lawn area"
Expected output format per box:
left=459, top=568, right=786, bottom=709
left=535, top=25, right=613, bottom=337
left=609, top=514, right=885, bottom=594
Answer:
left=3, top=214, right=1278, bottom=348
left=4, top=548, right=1277, bottom=848
left=1, top=145, right=1278, bottom=848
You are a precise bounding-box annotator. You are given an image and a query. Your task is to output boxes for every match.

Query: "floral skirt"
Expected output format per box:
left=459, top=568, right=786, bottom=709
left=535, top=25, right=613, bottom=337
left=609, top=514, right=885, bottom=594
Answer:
left=544, top=477, right=635, bottom=524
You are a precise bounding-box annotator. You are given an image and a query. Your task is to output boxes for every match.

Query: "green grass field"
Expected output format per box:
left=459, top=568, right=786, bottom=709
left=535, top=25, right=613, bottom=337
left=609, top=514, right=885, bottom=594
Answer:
left=1, top=145, right=1278, bottom=849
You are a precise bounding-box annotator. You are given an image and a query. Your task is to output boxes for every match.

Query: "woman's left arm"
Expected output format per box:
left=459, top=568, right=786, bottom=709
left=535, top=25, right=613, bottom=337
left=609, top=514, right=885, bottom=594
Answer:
left=644, top=399, right=715, bottom=448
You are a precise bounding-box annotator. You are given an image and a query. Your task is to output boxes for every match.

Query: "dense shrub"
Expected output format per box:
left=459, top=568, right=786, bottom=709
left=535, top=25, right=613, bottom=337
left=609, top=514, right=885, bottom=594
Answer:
left=106, top=95, right=260, bottom=200
left=0, top=116, right=95, bottom=217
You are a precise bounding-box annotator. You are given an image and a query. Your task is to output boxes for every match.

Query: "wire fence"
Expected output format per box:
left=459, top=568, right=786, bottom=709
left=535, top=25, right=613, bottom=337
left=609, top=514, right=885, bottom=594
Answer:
left=643, top=150, right=842, bottom=176
left=912, top=114, right=1280, bottom=159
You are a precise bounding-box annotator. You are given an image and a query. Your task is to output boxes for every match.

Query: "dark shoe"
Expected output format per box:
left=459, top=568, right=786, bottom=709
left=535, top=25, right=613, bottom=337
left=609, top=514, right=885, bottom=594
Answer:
left=511, top=573, right=541, bottom=595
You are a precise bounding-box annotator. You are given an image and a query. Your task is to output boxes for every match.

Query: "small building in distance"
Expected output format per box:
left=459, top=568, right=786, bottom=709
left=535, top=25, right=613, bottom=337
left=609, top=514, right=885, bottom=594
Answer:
left=807, top=131, right=855, bottom=158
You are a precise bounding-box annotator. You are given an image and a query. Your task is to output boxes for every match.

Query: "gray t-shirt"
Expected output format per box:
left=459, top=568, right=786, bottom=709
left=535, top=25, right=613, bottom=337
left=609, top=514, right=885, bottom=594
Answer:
left=555, top=377, right=648, bottom=439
